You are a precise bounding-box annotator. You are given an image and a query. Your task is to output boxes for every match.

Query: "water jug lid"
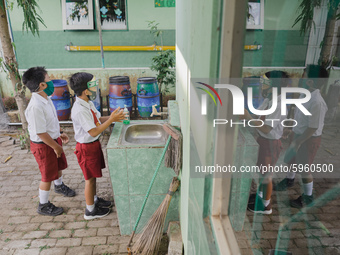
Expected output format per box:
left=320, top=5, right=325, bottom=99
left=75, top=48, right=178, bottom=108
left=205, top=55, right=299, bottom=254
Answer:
left=52, top=79, right=68, bottom=87
left=109, top=76, right=130, bottom=84
left=137, top=77, right=157, bottom=84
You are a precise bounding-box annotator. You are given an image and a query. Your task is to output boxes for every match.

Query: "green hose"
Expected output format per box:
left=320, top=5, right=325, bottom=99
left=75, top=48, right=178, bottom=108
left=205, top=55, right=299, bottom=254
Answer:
left=127, top=135, right=172, bottom=248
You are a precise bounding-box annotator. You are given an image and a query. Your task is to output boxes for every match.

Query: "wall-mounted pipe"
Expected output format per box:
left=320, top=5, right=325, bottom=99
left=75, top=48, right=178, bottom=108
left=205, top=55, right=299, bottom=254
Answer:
left=65, top=44, right=176, bottom=52
left=244, top=45, right=262, bottom=50
left=65, top=44, right=257, bottom=52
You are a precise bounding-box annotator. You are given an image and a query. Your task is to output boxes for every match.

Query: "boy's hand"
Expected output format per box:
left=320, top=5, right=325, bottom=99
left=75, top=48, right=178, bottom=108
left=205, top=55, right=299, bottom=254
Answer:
left=239, top=109, right=251, bottom=120
left=109, top=107, right=125, bottom=123
left=282, top=128, right=292, bottom=140
left=54, top=145, right=64, bottom=158
left=60, top=133, right=69, bottom=144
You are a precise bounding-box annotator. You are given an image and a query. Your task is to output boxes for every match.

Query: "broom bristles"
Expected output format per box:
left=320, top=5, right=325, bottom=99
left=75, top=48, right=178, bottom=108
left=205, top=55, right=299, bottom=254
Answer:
left=132, top=178, right=180, bottom=255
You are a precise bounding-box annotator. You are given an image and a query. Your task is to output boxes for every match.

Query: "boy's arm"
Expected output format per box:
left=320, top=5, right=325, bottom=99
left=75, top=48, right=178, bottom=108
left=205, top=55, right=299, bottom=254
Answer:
left=88, top=108, right=125, bottom=137
left=37, top=133, right=63, bottom=158
left=241, top=109, right=273, bottom=134
left=99, top=116, right=111, bottom=123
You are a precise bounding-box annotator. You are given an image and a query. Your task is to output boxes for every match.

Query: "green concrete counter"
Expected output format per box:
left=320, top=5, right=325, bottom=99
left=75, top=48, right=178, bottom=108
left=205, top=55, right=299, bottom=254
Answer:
left=107, top=120, right=179, bottom=235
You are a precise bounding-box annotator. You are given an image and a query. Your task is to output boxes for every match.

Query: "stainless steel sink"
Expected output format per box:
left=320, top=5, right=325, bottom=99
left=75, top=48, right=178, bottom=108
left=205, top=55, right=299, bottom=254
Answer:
left=119, top=123, right=168, bottom=145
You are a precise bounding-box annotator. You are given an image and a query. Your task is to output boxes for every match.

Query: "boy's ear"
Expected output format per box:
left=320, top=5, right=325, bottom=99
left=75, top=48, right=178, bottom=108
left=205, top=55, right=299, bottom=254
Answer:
left=38, top=82, right=47, bottom=90
left=82, top=89, right=89, bottom=96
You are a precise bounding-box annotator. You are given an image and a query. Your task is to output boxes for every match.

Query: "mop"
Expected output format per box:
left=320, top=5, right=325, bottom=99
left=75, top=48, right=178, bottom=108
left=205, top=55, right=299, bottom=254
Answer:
left=131, top=123, right=182, bottom=254
left=127, top=123, right=182, bottom=254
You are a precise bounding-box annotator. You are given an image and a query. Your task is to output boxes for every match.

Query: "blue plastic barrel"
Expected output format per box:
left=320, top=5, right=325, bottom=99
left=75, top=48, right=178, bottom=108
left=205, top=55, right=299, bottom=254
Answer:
left=137, top=77, right=160, bottom=117
left=50, top=79, right=71, bottom=121
left=91, top=87, right=101, bottom=112
left=109, top=76, right=132, bottom=113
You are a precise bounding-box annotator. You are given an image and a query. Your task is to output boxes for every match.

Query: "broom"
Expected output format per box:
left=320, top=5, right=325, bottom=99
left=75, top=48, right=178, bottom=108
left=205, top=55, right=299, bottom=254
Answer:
left=127, top=123, right=182, bottom=254
left=132, top=177, right=180, bottom=255
left=163, top=123, right=182, bottom=176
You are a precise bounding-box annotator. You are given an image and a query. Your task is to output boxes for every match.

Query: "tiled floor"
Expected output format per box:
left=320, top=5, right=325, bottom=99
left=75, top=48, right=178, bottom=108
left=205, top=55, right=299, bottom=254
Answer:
left=0, top=127, right=132, bottom=255
left=237, top=124, right=340, bottom=255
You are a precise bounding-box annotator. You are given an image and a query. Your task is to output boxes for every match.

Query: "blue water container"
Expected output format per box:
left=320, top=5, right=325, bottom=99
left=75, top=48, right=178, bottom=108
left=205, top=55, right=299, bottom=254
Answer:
left=50, top=79, right=71, bottom=121
left=137, top=77, right=160, bottom=117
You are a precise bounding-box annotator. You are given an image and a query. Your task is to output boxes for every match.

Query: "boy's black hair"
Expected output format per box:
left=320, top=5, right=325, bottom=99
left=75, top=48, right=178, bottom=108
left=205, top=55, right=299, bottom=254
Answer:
left=264, top=70, right=289, bottom=94
left=69, top=72, right=94, bottom=97
left=22, top=67, right=48, bottom=92
left=304, top=65, right=329, bottom=89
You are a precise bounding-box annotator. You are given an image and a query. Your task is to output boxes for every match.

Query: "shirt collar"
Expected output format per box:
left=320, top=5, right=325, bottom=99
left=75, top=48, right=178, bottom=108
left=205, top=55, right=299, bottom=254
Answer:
left=31, top=92, right=48, bottom=105
left=76, top=97, right=91, bottom=109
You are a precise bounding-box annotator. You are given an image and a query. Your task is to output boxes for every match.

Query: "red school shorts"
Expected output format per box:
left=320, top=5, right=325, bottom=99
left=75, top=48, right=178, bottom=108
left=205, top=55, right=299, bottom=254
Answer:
left=30, top=137, right=68, bottom=182
left=256, top=136, right=283, bottom=174
left=74, top=140, right=105, bottom=180
left=286, top=134, right=321, bottom=166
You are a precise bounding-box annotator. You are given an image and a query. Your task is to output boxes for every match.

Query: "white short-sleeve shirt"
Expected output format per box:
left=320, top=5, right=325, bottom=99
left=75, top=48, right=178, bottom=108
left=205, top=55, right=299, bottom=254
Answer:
left=256, top=95, right=286, bottom=140
left=25, top=93, right=60, bottom=143
left=293, top=89, right=328, bottom=136
left=71, top=97, right=101, bottom=143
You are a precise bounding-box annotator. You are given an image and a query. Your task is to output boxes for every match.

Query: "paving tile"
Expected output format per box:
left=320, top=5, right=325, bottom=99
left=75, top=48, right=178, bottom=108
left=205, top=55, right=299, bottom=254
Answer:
left=81, top=236, right=107, bottom=246
left=93, top=244, right=119, bottom=255
left=66, top=246, right=93, bottom=255
left=55, top=238, right=81, bottom=247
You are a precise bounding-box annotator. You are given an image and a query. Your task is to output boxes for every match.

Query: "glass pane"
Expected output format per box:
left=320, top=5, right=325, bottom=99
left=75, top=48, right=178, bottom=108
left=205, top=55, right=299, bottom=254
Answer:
left=229, top=1, right=340, bottom=254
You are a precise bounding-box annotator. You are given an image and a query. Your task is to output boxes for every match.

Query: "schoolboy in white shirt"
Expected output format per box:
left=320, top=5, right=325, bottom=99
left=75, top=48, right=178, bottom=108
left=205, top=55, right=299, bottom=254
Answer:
left=69, top=72, right=125, bottom=220
left=244, top=71, right=289, bottom=214
left=23, top=66, right=76, bottom=217
left=274, top=65, right=329, bottom=208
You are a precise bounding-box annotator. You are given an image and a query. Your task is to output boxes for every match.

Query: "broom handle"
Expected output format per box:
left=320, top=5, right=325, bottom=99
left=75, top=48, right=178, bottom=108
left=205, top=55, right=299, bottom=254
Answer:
left=128, top=135, right=172, bottom=247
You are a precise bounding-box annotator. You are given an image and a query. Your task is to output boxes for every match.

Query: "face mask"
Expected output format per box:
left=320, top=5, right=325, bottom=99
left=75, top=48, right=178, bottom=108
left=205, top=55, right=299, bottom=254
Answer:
left=44, top=81, right=54, bottom=96
left=87, top=89, right=97, bottom=101
left=87, top=77, right=99, bottom=101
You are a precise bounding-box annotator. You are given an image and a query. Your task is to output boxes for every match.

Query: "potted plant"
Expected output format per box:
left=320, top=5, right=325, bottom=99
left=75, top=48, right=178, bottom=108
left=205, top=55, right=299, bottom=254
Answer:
left=148, top=21, right=176, bottom=97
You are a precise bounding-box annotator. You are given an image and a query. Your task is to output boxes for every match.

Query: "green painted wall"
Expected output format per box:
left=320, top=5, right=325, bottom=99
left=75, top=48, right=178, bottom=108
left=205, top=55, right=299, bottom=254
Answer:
left=244, top=0, right=308, bottom=67
left=12, top=30, right=175, bottom=69
left=243, top=30, right=308, bottom=67
left=8, top=0, right=175, bottom=69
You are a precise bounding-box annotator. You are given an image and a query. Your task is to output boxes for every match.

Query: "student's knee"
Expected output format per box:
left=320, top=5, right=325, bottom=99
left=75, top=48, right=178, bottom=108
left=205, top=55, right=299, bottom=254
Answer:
left=86, top=178, right=96, bottom=185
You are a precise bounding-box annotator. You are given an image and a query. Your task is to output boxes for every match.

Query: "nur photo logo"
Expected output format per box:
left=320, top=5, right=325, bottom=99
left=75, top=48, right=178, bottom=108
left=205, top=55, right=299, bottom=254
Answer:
left=194, top=79, right=313, bottom=128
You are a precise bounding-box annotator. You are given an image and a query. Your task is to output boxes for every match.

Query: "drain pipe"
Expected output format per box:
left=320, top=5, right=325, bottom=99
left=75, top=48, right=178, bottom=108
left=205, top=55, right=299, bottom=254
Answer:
left=95, top=0, right=105, bottom=68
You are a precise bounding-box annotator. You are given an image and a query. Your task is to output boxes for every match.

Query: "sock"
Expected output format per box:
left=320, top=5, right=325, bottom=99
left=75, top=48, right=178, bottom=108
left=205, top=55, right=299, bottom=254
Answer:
left=303, top=182, right=313, bottom=196
left=54, top=176, right=63, bottom=186
left=94, top=195, right=98, bottom=203
left=39, top=189, right=50, bottom=204
left=258, top=191, right=263, bottom=198
left=86, top=204, right=95, bottom=212
left=286, top=172, right=296, bottom=180
left=262, top=199, right=270, bottom=207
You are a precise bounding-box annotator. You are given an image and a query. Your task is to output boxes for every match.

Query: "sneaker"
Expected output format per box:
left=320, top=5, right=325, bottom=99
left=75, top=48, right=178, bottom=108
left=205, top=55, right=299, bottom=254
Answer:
left=95, top=197, right=114, bottom=208
left=273, top=178, right=295, bottom=191
left=290, top=194, right=314, bottom=208
left=37, top=201, right=64, bottom=216
left=54, top=183, right=76, bottom=197
left=248, top=193, right=262, bottom=205
left=84, top=205, right=110, bottom=220
left=247, top=197, right=272, bottom=215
